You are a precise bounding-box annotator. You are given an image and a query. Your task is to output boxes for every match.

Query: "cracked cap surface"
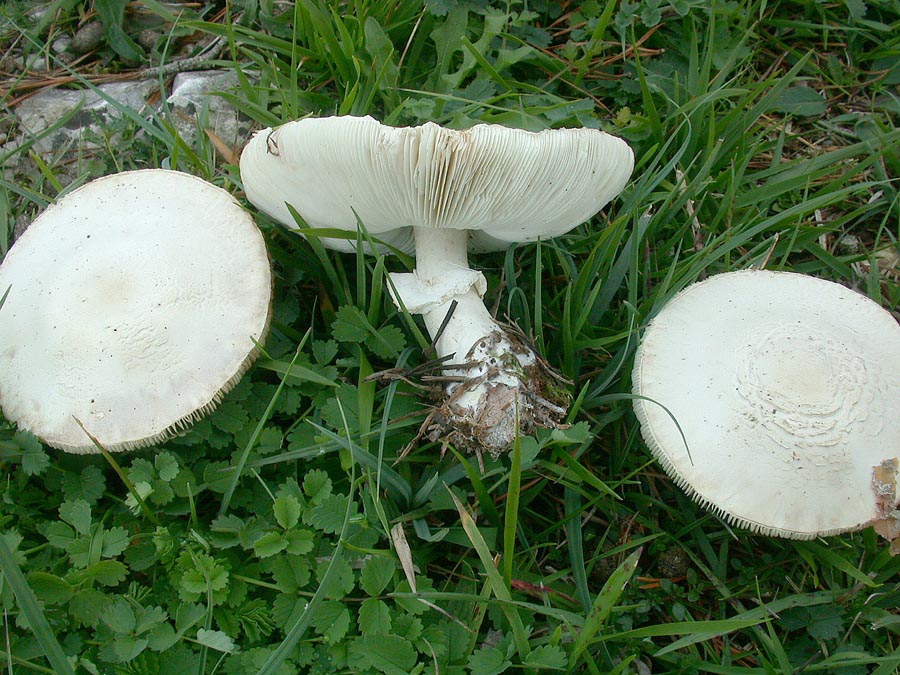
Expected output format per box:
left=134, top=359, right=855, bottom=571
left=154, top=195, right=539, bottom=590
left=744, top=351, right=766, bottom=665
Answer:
left=632, top=270, right=900, bottom=538
left=0, top=169, right=272, bottom=453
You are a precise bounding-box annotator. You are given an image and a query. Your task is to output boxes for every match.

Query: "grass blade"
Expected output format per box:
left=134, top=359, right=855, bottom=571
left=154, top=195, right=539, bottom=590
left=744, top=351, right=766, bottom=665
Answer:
left=449, top=488, right=531, bottom=661
left=569, top=548, right=641, bottom=667
left=564, top=487, right=591, bottom=613
left=219, top=336, right=307, bottom=515
left=0, top=536, right=75, bottom=675
left=502, top=433, right=523, bottom=587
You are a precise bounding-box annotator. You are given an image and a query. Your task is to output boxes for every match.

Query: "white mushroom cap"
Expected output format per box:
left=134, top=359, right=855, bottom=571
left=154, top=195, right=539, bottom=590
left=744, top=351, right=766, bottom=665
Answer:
left=0, top=170, right=272, bottom=453
left=632, top=270, right=900, bottom=538
left=239, top=115, right=634, bottom=253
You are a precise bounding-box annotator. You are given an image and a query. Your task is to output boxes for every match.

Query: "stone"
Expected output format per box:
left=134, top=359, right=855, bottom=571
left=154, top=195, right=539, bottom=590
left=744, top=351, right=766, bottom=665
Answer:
left=166, top=70, right=251, bottom=149
left=72, top=21, right=105, bottom=55
left=3, top=69, right=256, bottom=167
left=51, top=35, right=73, bottom=55
left=12, top=80, right=158, bottom=155
left=21, top=53, right=51, bottom=72
left=136, top=29, right=161, bottom=52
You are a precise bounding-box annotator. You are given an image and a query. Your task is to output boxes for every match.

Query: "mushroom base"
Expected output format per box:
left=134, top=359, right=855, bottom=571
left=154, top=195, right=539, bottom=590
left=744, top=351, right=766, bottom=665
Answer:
left=418, top=326, right=571, bottom=465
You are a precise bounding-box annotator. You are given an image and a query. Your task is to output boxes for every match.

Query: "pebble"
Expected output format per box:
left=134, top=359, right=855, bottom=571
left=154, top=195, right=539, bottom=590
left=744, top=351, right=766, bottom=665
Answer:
left=52, top=36, right=73, bottom=54
left=136, top=29, right=162, bottom=52
left=72, top=21, right=105, bottom=55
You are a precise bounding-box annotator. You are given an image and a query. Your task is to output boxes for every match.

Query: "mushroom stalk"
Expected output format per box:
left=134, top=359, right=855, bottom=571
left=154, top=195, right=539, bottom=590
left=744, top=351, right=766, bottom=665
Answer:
left=390, top=228, right=570, bottom=460
left=411, top=227, right=496, bottom=359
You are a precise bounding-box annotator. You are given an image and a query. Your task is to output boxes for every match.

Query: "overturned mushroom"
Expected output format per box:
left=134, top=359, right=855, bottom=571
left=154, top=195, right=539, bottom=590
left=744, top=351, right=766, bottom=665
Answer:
left=240, top=115, right=633, bottom=459
left=0, top=169, right=272, bottom=453
left=632, top=270, right=900, bottom=539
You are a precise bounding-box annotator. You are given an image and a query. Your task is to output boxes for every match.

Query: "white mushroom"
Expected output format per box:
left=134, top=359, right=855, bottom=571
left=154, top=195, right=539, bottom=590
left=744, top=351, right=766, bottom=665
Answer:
left=0, top=169, right=272, bottom=453
left=240, top=115, right=633, bottom=458
left=632, top=269, right=900, bottom=539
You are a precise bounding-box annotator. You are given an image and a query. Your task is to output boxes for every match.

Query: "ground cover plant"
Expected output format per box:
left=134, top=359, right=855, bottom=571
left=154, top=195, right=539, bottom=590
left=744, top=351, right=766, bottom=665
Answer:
left=0, top=1, right=898, bottom=674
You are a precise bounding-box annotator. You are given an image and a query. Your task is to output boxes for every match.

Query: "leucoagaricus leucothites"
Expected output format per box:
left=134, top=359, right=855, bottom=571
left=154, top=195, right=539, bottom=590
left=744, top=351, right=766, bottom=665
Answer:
left=632, top=270, right=900, bottom=547
left=0, top=169, right=272, bottom=453
left=240, top=115, right=634, bottom=459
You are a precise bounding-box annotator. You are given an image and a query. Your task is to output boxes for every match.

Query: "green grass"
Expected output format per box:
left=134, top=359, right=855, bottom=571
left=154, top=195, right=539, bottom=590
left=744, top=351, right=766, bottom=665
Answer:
left=0, top=1, right=898, bottom=674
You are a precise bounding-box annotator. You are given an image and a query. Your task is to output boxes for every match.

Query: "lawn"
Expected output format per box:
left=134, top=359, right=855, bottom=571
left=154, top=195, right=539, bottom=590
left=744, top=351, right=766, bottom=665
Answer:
left=0, top=1, right=898, bottom=674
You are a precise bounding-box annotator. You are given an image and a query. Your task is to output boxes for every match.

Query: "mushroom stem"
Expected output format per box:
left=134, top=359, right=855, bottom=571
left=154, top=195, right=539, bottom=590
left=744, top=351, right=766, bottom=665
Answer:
left=389, top=228, right=570, bottom=461
left=412, top=227, right=497, bottom=361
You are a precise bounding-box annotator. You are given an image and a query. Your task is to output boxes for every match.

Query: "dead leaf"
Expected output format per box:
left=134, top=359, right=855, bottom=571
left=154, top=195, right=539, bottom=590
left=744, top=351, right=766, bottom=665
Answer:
left=390, top=522, right=417, bottom=592
left=869, top=458, right=900, bottom=555
left=204, top=128, right=239, bottom=165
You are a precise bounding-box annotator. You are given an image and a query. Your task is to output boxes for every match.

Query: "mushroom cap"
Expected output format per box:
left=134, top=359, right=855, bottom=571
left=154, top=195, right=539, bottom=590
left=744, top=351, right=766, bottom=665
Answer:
left=632, top=270, right=900, bottom=538
left=0, top=169, right=273, bottom=453
left=239, top=115, right=634, bottom=254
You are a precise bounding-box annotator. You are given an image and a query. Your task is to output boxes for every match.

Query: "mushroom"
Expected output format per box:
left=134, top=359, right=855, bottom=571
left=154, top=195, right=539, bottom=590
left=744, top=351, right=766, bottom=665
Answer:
left=0, top=169, right=272, bottom=453
left=240, top=115, right=633, bottom=459
left=632, top=269, right=900, bottom=539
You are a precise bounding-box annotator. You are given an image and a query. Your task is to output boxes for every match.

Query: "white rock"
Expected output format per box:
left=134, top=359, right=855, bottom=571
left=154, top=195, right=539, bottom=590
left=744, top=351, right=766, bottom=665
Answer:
left=166, top=70, right=247, bottom=147
left=23, top=53, right=51, bottom=72
left=52, top=36, right=73, bottom=54
left=12, top=81, right=157, bottom=155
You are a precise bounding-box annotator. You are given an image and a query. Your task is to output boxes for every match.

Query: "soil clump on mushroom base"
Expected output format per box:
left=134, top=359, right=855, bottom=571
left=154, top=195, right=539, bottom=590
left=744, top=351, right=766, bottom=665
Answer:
left=416, top=326, right=571, bottom=466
